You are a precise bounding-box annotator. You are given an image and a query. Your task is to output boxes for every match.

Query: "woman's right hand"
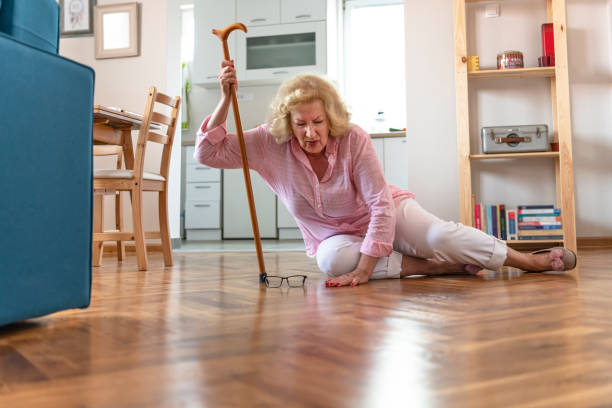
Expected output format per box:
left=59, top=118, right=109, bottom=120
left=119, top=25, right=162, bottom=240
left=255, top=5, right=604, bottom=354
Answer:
left=219, top=59, right=237, bottom=98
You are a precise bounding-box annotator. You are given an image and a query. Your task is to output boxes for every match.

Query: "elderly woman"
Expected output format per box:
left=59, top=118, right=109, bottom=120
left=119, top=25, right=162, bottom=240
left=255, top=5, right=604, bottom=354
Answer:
left=194, top=60, right=577, bottom=287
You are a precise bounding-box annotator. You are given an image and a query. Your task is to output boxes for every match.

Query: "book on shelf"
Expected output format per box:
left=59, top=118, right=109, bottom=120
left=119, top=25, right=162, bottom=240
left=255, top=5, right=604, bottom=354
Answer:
left=518, top=208, right=561, bottom=215
left=518, top=215, right=562, bottom=222
left=518, top=228, right=563, bottom=236
left=499, top=204, right=506, bottom=240
left=474, top=203, right=563, bottom=242
left=474, top=203, right=482, bottom=231
left=518, top=221, right=562, bottom=227
left=491, top=205, right=498, bottom=238
left=518, top=224, right=562, bottom=230
left=518, top=235, right=564, bottom=241
left=507, top=208, right=517, bottom=240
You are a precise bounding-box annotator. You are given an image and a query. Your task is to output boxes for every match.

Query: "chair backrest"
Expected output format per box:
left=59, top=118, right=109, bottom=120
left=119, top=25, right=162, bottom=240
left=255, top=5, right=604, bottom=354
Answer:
left=133, top=86, right=181, bottom=182
left=0, top=0, right=59, bottom=53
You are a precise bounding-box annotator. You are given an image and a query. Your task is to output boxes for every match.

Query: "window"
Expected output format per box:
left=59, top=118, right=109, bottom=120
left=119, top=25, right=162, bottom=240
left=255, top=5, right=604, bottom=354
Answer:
left=343, top=0, right=406, bottom=132
left=180, top=4, right=194, bottom=63
left=180, top=3, right=194, bottom=129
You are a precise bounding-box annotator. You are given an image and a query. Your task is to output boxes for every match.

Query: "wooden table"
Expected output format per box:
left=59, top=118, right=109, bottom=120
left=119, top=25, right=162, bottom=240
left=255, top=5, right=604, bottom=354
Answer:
left=93, top=105, right=149, bottom=170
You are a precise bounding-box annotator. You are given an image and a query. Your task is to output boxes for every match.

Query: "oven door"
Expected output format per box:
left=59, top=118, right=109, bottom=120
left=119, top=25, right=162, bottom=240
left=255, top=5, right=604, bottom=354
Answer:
left=237, top=21, right=326, bottom=82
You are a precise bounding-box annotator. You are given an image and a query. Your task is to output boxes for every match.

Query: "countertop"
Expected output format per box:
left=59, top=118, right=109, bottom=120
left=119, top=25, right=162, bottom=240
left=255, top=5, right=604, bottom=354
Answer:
left=182, top=131, right=405, bottom=146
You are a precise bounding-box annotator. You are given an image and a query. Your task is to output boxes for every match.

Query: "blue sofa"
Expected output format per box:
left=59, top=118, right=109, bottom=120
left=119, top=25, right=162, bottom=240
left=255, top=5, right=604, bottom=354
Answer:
left=0, top=0, right=94, bottom=326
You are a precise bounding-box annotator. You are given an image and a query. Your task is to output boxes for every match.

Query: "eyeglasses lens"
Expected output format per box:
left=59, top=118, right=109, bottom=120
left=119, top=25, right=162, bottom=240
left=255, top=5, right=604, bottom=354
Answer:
left=265, top=276, right=283, bottom=288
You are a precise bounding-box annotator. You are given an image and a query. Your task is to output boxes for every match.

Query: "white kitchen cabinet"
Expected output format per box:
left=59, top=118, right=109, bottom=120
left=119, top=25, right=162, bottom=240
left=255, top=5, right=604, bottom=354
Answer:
left=237, top=0, right=280, bottom=27
left=383, top=137, right=409, bottom=190
left=193, top=0, right=237, bottom=85
left=223, top=169, right=277, bottom=239
left=277, top=199, right=302, bottom=239
left=281, top=0, right=326, bottom=23
left=184, top=145, right=222, bottom=240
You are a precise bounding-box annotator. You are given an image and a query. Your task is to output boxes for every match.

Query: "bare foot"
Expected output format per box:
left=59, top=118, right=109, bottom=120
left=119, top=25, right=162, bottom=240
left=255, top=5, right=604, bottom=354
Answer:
left=504, top=247, right=566, bottom=271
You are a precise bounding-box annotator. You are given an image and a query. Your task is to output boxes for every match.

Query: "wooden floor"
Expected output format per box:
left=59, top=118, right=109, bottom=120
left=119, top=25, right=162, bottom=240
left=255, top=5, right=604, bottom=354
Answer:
left=1, top=248, right=612, bottom=407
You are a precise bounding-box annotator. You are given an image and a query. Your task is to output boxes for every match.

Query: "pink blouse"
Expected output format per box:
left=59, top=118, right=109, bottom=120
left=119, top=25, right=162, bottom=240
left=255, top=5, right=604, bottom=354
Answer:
left=194, top=116, right=414, bottom=258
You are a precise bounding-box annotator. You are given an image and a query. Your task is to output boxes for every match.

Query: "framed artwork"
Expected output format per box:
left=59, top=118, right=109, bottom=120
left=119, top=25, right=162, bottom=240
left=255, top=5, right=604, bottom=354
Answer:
left=94, top=3, right=140, bottom=59
left=60, top=0, right=96, bottom=37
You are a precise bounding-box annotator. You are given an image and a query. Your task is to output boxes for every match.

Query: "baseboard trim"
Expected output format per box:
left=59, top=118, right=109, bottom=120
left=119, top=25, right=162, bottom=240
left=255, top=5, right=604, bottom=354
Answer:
left=577, top=237, right=612, bottom=249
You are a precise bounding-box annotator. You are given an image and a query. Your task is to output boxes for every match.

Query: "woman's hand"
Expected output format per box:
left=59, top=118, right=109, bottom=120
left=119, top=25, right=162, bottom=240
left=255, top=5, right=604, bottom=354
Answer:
left=219, top=59, right=237, bottom=97
left=325, top=253, right=378, bottom=287
left=204, top=60, right=236, bottom=131
left=325, top=268, right=372, bottom=287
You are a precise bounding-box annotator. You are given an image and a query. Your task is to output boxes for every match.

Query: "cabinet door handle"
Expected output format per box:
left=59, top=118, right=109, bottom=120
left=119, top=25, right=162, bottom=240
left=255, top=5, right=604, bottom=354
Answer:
left=273, top=70, right=289, bottom=75
left=194, top=204, right=211, bottom=208
left=195, top=167, right=211, bottom=170
left=195, top=185, right=212, bottom=189
left=295, top=14, right=311, bottom=19
left=250, top=18, right=266, bottom=23
left=206, top=75, right=217, bottom=79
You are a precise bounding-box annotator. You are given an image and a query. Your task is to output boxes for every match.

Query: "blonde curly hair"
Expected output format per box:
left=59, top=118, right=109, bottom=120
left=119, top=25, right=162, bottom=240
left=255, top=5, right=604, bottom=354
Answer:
left=267, top=74, right=351, bottom=144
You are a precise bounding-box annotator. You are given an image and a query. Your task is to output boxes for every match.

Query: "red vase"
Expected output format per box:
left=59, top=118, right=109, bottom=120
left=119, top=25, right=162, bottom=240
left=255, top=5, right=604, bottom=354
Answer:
left=542, top=23, right=555, bottom=57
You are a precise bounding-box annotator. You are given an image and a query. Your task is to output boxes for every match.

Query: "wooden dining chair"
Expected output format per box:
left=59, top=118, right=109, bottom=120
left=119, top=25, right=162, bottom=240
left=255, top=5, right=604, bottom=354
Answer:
left=93, top=86, right=181, bottom=271
left=92, top=144, right=126, bottom=266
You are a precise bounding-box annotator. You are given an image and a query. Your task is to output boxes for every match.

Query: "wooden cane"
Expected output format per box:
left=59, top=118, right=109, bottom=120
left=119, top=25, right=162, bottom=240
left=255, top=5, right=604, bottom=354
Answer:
left=212, top=23, right=267, bottom=283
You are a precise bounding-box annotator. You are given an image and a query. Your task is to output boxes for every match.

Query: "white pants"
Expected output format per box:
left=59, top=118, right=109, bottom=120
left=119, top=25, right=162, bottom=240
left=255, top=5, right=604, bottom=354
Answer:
left=316, top=198, right=508, bottom=279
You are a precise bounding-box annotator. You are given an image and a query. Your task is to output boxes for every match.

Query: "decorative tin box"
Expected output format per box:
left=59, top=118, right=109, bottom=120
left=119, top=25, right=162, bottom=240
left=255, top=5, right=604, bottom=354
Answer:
left=481, top=124, right=549, bottom=154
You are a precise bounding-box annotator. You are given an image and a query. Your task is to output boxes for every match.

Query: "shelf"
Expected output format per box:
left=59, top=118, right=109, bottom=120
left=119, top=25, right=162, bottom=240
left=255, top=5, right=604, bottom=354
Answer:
left=507, top=240, right=564, bottom=245
left=470, top=152, right=559, bottom=160
left=468, top=67, right=556, bottom=79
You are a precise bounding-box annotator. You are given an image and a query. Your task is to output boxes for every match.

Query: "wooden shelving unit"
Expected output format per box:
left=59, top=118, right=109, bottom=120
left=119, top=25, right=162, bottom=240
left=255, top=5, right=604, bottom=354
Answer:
left=470, top=152, right=559, bottom=160
left=468, top=66, right=556, bottom=79
left=453, top=0, right=577, bottom=252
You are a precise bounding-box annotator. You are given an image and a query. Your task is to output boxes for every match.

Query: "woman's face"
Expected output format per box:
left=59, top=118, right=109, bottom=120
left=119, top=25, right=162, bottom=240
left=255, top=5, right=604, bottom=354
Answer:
left=290, top=99, right=329, bottom=157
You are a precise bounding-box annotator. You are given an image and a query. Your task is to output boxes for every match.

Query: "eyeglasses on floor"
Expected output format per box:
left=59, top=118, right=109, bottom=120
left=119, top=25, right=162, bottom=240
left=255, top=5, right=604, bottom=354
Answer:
left=264, top=275, right=307, bottom=288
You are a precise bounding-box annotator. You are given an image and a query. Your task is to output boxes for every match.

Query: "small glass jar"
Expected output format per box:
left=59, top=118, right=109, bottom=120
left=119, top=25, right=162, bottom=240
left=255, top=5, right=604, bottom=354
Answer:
left=497, top=50, right=524, bottom=69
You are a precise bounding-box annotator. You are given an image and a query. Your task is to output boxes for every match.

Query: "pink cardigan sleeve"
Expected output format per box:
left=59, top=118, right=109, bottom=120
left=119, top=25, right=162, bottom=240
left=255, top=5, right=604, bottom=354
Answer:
left=349, top=127, right=396, bottom=258
left=193, top=115, right=268, bottom=170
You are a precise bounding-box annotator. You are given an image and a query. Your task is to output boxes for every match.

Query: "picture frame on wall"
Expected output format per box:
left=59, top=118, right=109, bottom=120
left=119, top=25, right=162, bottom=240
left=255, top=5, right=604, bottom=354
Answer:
left=60, top=0, right=96, bottom=37
left=94, top=2, right=140, bottom=59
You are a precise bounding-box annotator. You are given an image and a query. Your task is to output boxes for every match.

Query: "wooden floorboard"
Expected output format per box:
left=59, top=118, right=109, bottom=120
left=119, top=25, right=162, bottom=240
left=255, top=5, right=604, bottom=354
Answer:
left=1, top=249, right=611, bottom=407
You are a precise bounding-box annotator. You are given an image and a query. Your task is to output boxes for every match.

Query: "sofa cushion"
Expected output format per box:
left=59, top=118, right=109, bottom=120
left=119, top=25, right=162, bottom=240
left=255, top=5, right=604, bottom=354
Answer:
left=0, top=0, right=59, bottom=53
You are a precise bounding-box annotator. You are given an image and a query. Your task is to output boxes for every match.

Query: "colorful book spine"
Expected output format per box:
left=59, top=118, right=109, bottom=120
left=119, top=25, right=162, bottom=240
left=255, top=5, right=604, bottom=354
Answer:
left=517, top=205, right=554, bottom=210
left=481, top=204, right=486, bottom=233
left=518, top=208, right=561, bottom=215
left=517, top=235, right=564, bottom=241
left=474, top=204, right=482, bottom=230
left=518, top=225, right=562, bottom=230
left=495, top=205, right=501, bottom=239
left=491, top=205, right=498, bottom=238
left=486, top=205, right=493, bottom=236
left=507, top=208, right=518, bottom=240
left=518, top=221, right=562, bottom=226
left=499, top=204, right=506, bottom=240
left=518, top=215, right=562, bottom=222
left=518, top=229, right=564, bottom=236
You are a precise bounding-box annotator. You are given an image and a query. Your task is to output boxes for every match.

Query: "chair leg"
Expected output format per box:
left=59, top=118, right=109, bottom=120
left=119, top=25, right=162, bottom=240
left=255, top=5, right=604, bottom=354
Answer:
left=130, top=187, right=148, bottom=271
left=115, top=191, right=126, bottom=261
left=93, top=193, right=104, bottom=267
left=158, top=190, right=174, bottom=266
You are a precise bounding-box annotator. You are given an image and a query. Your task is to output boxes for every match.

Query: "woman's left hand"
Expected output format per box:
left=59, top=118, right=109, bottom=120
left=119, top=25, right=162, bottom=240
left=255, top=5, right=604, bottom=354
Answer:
left=325, top=268, right=371, bottom=287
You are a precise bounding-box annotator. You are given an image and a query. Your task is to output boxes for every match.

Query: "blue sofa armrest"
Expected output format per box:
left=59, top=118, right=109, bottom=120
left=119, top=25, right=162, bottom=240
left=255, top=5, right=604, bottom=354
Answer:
left=0, top=33, right=95, bottom=326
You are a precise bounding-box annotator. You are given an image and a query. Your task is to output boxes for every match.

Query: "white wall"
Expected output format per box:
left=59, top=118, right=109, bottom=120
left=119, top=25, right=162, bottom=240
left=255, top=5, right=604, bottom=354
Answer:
left=404, top=0, right=612, bottom=237
left=60, top=0, right=183, bottom=242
